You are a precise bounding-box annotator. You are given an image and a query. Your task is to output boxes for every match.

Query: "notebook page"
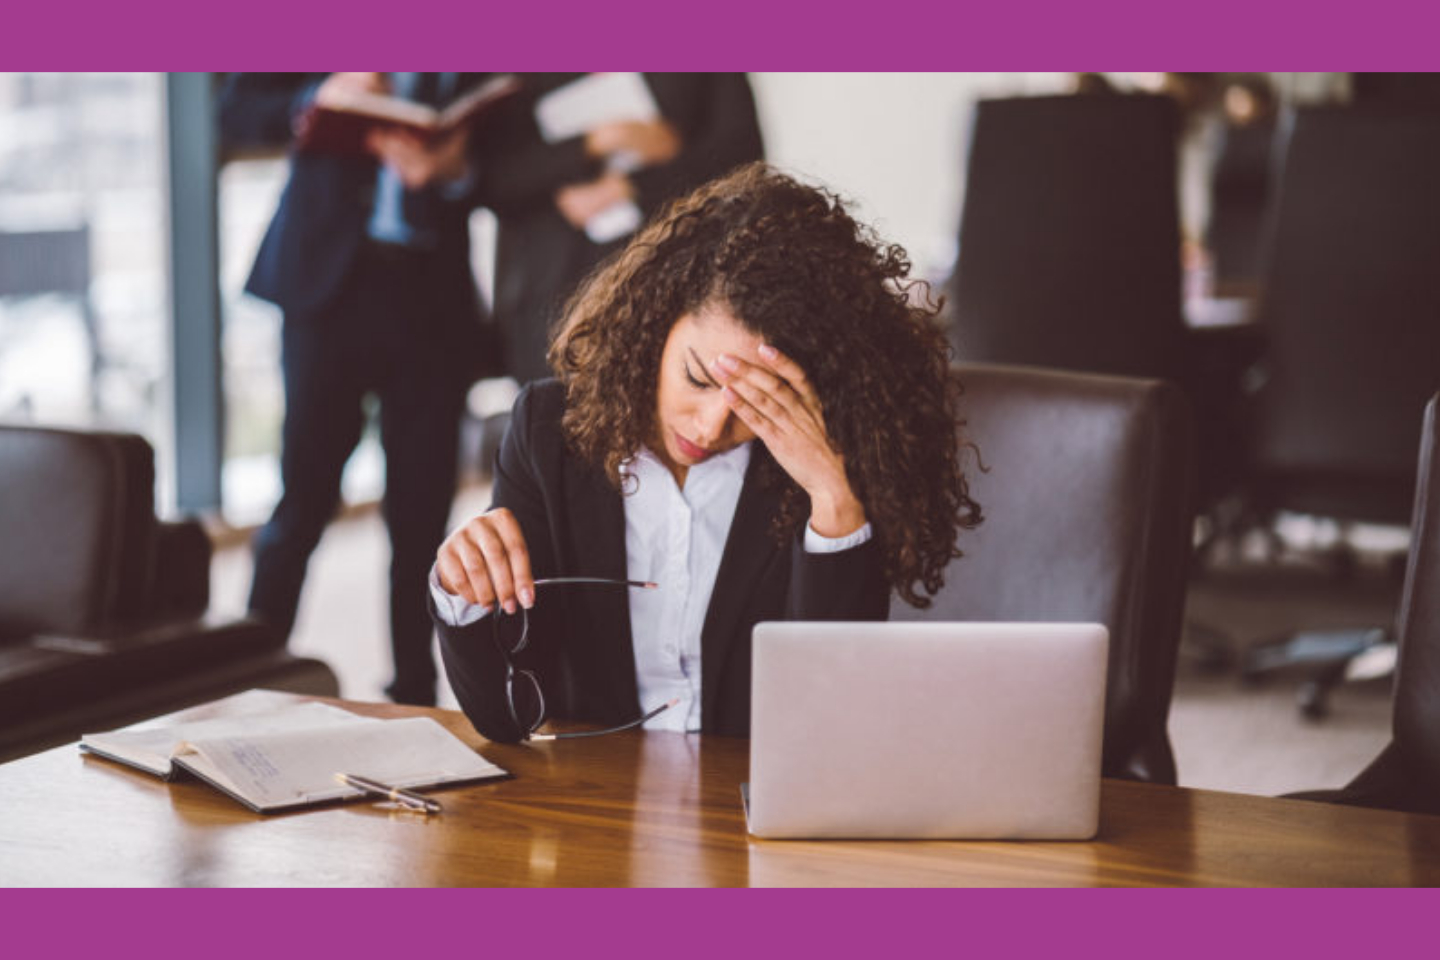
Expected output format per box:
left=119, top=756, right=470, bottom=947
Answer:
left=81, top=702, right=373, bottom=775
left=179, top=717, right=504, bottom=810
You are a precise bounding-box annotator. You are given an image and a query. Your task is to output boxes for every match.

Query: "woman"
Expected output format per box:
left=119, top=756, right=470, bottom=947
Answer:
left=432, top=163, right=980, bottom=743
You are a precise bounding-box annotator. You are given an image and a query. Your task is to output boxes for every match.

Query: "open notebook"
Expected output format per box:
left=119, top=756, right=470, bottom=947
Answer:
left=81, top=699, right=507, bottom=814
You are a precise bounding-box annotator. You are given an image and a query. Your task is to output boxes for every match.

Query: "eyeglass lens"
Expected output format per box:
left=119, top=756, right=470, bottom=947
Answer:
left=490, top=577, right=658, bottom=739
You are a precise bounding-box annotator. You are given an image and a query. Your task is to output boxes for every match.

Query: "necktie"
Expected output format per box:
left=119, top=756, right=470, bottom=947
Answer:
left=366, top=73, right=454, bottom=249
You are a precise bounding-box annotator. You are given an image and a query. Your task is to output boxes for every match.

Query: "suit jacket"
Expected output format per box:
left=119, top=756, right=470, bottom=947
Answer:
left=435, top=380, right=889, bottom=743
left=217, top=72, right=490, bottom=331
left=469, top=73, right=764, bottom=383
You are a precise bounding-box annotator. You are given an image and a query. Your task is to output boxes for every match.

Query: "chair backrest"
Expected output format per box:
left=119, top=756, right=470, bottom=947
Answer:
left=0, top=425, right=157, bottom=638
left=893, top=363, right=1195, bottom=783
left=950, top=94, right=1184, bottom=381
left=1207, top=118, right=1278, bottom=290
left=0, top=227, right=90, bottom=299
left=1394, top=396, right=1440, bottom=798
left=1250, top=107, right=1440, bottom=524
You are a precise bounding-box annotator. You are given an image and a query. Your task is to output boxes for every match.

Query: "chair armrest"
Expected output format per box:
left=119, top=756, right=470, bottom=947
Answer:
left=0, top=614, right=283, bottom=729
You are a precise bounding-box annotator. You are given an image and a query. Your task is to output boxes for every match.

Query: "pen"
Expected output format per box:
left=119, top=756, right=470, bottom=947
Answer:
left=335, top=772, right=444, bottom=815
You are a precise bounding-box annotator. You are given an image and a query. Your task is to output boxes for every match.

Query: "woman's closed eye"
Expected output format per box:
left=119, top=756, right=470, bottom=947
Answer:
left=683, top=363, right=712, bottom=390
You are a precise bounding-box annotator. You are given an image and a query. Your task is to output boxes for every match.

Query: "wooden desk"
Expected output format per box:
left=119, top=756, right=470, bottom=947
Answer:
left=2, top=694, right=1437, bottom=886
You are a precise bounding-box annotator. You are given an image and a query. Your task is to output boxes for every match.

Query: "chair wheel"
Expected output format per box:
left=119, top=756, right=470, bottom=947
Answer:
left=1298, top=680, right=1329, bottom=719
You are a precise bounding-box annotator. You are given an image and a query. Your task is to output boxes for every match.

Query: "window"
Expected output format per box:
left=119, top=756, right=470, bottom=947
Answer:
left=0, top=73, right=172, bottom=499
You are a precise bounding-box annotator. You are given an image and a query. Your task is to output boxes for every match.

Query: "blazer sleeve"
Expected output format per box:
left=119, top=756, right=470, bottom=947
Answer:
left=468, top=87, right=603, bottom=219
left=217, top=73, right=324, bottom=149
left=434, top=384, right=557, bottom=743
left=630, top=73, right=765, bottom=216
left=785, top=536, right=890, bottom=622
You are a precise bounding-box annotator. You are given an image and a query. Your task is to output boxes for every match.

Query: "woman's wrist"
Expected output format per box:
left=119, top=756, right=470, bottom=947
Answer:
left=807, top=486, right=867, bottom=538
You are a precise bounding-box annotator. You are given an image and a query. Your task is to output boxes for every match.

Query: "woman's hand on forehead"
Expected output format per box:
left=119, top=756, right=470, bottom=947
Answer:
left=709, top=344, right=865, bottom=536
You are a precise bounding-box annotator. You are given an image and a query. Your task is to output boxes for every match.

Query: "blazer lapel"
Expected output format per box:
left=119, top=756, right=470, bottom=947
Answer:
left=700, top=449, right=786, bottom=728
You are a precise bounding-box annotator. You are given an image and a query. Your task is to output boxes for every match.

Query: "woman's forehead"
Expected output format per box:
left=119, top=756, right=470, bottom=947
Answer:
left=671, top=304, right=764, bottom=356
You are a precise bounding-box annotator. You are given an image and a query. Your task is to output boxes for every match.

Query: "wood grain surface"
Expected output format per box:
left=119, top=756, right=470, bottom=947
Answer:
left=1, top=692, right=1436, bottom=887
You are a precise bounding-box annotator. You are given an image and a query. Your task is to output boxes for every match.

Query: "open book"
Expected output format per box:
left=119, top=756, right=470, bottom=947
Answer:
left=80, top=699, right=507, bottom=814
left=296, top=74, right=520, bottom=156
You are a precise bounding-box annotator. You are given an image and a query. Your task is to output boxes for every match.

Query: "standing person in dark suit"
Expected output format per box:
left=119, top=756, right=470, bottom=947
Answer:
left=219, top=72, right=496, bottom=705
left=471, top=73, right=764, bottom=385
left=430, top=165, right=982, bottom=743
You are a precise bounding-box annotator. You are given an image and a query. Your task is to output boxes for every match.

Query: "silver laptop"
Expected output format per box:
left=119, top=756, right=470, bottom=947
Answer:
left=746, top=621, right=1109, bottom=840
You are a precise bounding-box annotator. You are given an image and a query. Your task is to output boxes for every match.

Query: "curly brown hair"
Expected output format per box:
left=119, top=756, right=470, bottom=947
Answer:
left=549, top=163, right=981, bottom=607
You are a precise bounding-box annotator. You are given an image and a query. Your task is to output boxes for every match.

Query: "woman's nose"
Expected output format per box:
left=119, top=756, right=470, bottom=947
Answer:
left=694, top=394, right=734, bottom=445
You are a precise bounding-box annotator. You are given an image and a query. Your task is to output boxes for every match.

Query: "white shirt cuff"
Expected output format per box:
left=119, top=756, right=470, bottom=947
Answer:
left=429, top=563, right=493, bottom=627
left=804, top=520, right=873, bottom=554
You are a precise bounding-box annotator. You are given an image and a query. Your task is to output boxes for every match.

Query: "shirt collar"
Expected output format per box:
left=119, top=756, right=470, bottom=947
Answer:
left=627, top=441, right=753, bottom=479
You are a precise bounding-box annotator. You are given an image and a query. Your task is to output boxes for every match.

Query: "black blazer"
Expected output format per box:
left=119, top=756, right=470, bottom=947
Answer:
left=435, top=380, right=888, bottom=743
left=217, top=72, right=490, bottom=327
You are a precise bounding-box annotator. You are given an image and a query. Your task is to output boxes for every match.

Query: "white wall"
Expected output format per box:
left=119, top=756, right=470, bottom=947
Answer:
left=749, top=73, right=1071, bottom=282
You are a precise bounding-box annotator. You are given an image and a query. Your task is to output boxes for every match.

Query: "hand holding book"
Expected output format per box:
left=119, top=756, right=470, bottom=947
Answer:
left=535, top=73, right=669, bottom=244
left=316, top=72, right=389, bottom=105
left=584, top=118, right=682, bottom=168
left=368, top=124, right=472, bottom=188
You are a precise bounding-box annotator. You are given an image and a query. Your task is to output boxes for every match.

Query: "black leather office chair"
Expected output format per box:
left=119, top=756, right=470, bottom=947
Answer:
left=0, top=424, right=339, bottom=761
left=1206, top=113, right=1277, bottom=293
left=1290, top=396, right=1440, bottom=815
left=948, top=94, right=1184, bottom=382
left=1248, top=106, right=1440, bottom=531
left=1352, top=72, right=1440, bottom=109
left=893, top=363, right=1195, bottom=784
left=1235, top=107, right=1440, bottom=712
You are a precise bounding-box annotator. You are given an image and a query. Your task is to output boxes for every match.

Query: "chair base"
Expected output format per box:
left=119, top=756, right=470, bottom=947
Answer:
left=1241, top=627, right=1392, bottom=720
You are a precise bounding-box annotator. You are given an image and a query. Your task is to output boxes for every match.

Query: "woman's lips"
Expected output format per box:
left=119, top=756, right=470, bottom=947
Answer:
left=674, top=431, right=712, bottom=462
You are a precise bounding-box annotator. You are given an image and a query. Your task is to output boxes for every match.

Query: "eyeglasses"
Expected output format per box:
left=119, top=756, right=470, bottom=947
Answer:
left=492, top=577, right=676, bottom=741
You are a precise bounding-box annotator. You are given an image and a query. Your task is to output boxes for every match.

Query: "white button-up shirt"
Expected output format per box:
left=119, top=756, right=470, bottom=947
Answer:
left=430, top=443, right=872, bottom=732
left=622, top=443, right=749, bottom=731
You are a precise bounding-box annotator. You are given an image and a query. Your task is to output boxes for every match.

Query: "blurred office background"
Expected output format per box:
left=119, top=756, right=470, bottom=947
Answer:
left=2, top=72, right=1435, bottom=796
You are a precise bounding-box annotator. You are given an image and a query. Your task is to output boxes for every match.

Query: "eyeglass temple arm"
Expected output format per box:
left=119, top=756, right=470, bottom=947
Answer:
left=529, top=698, right=679, bottom=741
left=533, top=577, right=657, bottom=589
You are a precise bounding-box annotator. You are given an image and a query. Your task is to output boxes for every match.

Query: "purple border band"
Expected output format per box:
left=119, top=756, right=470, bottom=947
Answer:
left=7, top=889, right=1438, bottom=956
left=4, top=0, right=1439, bottom=951
left=4, top=0, right=1440, bottom=69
